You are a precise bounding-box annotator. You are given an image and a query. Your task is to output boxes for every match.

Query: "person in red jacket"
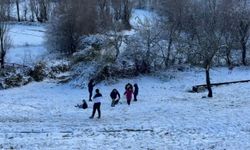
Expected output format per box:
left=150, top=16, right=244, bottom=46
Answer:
left=124, top=86, right=133, bottom=105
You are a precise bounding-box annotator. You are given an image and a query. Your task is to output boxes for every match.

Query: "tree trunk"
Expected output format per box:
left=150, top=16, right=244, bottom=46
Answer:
left=0, top=53, right=4, bottom=69
left=241, top=40, right=247, bottom=66
left=206, top=65, right=213, bottom=97
left=16, top=0, right=20, bottom=22
left=122, top=0, right=131, bottom=30
left=31, top=10, right=35, bottom=22
left=43, top=3, right=48, bottom=22
left=7, top=1, right=11, bottom=20
left=165, top=37, right=173, bottom=67
left=114, top=35, right=122, bottom=60
left=226, top=48, right=232, bottom=67
left=115, top=45, right=120, bottom=60
left=0, top=38, right=4, bottom=69
left=144, top=39, right=151, bottom=73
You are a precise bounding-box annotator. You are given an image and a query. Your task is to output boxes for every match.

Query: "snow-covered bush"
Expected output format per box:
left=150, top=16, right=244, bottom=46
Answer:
left=71, top=47, right=101, bottom=64
left=30, top=62, right=46, bottom=82
left=79, top=35, right=107, bottom=50
left=0, top=65, right=33, bottom=89
left=70, top=62, right=98, bottom=88
left=94, top=62, right=138, bottom=82
left=0, top=59, right=71, bottom=89
left=3, top=73, right=31, bottom=88
left=32, top=60, right=68, bottom=80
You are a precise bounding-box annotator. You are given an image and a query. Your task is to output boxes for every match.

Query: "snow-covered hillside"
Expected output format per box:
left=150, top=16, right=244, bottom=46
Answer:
left=1, top=67, right=250, bottom=149
left=6, top=24, right=47, bottom=66
left=1, top=4, right=250, bottom=149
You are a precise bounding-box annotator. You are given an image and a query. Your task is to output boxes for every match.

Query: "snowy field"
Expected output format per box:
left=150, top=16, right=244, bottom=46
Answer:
left=1, top=67, right=250, bottom=149
left=2, top=9, right=250, bottom=150
left=6, top=24, right=47, bottom=66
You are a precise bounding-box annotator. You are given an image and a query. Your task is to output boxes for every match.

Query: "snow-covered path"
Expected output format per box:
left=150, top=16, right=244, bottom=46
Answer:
left=1, top=67, right=250, bottom=149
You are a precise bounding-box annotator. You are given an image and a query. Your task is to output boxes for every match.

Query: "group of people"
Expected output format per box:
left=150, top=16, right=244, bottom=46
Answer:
left=85, top=79, right=139, bottom=119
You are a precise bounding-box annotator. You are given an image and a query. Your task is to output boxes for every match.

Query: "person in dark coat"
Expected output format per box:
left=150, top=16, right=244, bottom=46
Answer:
left=89, top=89, right=102, bottom=119
left=125, top=83, right=133, bottom=91
left=75, top=99, right=88, bottom=109
left=88, top=79, right=95, bottom=101
left=133, top=84, right=139, bottom=101
left=110, top=89, right=120, bottom=107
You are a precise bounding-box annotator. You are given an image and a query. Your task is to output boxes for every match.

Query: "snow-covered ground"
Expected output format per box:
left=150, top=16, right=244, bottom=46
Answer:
left=2, top=8, right=250, bottom=150
left=1, top=67, right=250, bottom=149
left=6, top=24, right=47, bottom=66
left=130, top=9, right=158, bottom=28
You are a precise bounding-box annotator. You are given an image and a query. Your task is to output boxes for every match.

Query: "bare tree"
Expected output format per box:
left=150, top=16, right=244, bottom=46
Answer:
left=111, top=0, right=122, bottom=21
left=111, top=0, right=132, bottom=29
left=185, top=0, right=224, bottom=97
left=38, top=0, right=49, bottom=22
left=29, top=0, right=37, bottom=22
left=29, top=0, right=50, bottom=23
left=23, top=0, right=28, bottom=21
left=0, top=5, right=11, bottom=68
left=218, top=0, right=239, bottom=67
left=122, top=0, right=132, bottom=29
left=158, top=0, right=190, bottom=67
left=106, top=22, right=124, bottom=61
left=15, top=0, right=21, bottom=22
left=2, top=0, right=12, bottom=21
left=46, top=0, right=99, bottom=55
left=124, top=17, right=162, bottom=73
left=236, top=2, right=250, bottom=66
left=97, top=0, right=113, bottom=31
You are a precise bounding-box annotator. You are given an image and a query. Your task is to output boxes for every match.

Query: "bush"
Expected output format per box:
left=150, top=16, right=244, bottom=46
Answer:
left=30, top=62, right=47, bottom=82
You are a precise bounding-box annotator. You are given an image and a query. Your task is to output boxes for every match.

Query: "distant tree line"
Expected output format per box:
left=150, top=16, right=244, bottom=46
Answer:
left=143, top=0, right=249, bottom=97
left=46, top=0, right=250, bottom=97
left=0, top=0, right=249, bottom=98
left=0, top=0, right=54, bottom=23
left=0, top=0, right=11, bottom=68
left=46, top=0, right=133, bottom=55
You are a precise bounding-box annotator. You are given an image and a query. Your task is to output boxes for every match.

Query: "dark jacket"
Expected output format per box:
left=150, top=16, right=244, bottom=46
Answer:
left=88, top=80, right=95, bottom=91
left=94, top=93, right=102, bottom=99
left=134, top=84, right=139, bottom=95
left=93, top=93, right=102, bottom=103
left=110, top=90, right=120, bottom=100
left=125, top=83, right=133, bottom=90
left=75, top=100, right=88, bottom=109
